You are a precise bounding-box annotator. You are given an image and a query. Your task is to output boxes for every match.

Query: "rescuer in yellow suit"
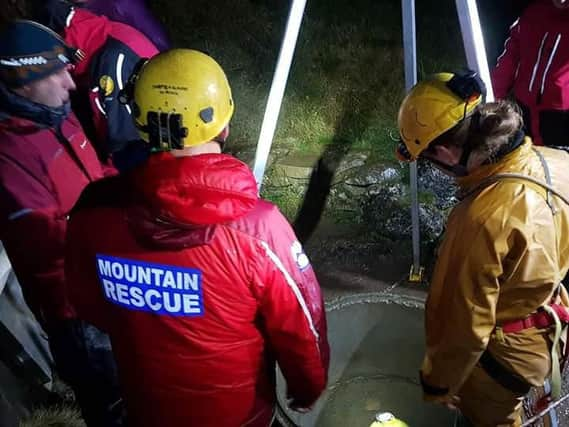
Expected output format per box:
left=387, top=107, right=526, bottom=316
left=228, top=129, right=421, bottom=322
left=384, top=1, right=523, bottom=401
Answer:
left=396, top=71, right=569, bottom=426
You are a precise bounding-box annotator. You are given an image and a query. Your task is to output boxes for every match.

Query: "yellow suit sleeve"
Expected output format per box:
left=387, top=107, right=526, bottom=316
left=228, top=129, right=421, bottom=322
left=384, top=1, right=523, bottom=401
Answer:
left=420, top=210, right=508, bottom=396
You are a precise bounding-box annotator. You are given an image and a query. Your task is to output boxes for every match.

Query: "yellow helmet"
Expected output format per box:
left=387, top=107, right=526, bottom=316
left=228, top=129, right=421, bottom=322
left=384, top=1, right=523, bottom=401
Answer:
left=396, top=71, right=485, bottom=162
left=132, top=49, right=234, bottom=150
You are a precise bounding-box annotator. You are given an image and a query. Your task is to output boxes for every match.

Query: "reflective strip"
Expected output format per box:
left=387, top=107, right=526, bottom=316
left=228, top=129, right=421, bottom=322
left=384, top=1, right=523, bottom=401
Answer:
left=8, top=208, right=33, bottom=221
left=92, top=86, right=100, bottom=93
left=260, top=241, right=319, bottom=341
left=116, top=53, right=125, bottom=90
left=94, top=97, right=107, bottom=116
left=116, top=53, right=131, bottom=114
left=66, top=8, right=76, bottom=28
left=529, top=33, right=548, bottom=92
left=495, top=19, right=519, bottom=66
left=495, top=38, right=511, bottom=66
left=540, top=34, right=562, bottom=96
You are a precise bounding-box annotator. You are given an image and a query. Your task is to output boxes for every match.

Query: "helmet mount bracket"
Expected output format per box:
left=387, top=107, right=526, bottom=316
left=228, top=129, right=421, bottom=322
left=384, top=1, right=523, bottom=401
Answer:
left=146, top=111, right=188, bottom=151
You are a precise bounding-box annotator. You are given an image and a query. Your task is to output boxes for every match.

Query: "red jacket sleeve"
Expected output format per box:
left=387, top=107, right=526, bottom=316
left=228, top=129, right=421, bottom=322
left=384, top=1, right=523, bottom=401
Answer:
left=0, top=157, right=75, bottom=326
left=491, top=17, right=521, bottom=100
left=65, top=209, right=111, bottom=333
left=252, top=207, right=329, bottom=410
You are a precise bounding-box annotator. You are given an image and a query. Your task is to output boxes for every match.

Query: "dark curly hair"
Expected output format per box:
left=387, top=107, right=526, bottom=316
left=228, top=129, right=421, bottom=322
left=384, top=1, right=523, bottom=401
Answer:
left=425, top=100, right=524, bottom=164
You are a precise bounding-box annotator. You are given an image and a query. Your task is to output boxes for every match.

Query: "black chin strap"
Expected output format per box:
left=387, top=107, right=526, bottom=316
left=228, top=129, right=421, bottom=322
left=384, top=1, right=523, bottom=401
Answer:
left=425, top=111, right=481, bottom=177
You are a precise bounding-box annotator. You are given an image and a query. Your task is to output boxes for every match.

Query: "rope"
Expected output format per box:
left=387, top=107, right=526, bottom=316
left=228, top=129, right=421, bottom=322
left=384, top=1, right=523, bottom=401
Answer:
left=521, top=392, right=569, bottom=426
left=459, top=173, right=569, bottom=207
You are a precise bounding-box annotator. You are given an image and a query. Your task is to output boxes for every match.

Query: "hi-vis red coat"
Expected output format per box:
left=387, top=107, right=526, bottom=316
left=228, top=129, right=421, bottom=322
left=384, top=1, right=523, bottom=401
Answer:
left=65, top=153, right=330, bottom=426
left=63, top=7, right=158, bottom=86
left=63, top=7, right=159, bottom=159
left=0, top=113, right=105, bottom=326
left=491, top=0, right=569, bottom=146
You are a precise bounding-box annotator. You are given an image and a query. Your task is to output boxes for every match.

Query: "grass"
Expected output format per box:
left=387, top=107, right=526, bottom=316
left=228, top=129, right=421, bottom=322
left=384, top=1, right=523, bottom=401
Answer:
left=20, top=406, right=85, bottom=427
left=150, top=0, right=464, bottom=153
left=149, top=0, right=468, bottom=223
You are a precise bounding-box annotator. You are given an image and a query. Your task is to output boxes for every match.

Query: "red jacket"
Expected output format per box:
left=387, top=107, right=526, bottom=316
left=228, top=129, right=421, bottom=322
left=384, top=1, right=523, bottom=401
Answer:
left=64, top=8, right=158, bottom=86
left=491, top=0, right=569, bottom=146
left=0, top=108, right=105, bottom=326
left=64, top=8, right=159, bottom=162
left=65, top=153, right=329, bottom=427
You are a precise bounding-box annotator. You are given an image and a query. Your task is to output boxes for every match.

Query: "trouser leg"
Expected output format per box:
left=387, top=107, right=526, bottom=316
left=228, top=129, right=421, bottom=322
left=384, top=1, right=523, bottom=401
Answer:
left=48, top=319, right=125, bottom=427
left=458, top=364, right=524, bottom=427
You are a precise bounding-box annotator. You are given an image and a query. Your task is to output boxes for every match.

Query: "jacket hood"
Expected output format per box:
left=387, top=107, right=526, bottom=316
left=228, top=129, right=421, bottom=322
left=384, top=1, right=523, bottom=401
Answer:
left=132, top=152, right=259, bottom=227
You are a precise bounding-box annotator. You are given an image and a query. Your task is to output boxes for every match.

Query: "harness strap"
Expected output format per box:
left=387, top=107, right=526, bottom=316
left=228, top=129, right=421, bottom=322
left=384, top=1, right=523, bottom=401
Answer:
left=543, top=305, right=563, bottom=399
left=494, top=303, right=569, bottom=399
left=462, top=151, right=569, bottom=399
left=499, top=304, right=569, bottom=334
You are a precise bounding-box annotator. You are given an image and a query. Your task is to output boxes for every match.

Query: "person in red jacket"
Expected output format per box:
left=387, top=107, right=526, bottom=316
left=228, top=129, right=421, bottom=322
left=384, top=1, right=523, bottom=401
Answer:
left=33, top=0, right=160, bottom=168
left=65, top=49, right=330, bottom=427
left=70, top=0, right=170, bottom=52
left=491, top=0, right=569, bottom=147
left=0, top=20, right=124, bottom=426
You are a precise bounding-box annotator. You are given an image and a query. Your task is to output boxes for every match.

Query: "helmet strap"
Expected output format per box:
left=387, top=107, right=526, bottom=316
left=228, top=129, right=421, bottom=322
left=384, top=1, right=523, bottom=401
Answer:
left=212, top=126, right=229, bottom=151
left=422, top=110, right=480, bottom=177
left=453, top=110, right=482, bottom=176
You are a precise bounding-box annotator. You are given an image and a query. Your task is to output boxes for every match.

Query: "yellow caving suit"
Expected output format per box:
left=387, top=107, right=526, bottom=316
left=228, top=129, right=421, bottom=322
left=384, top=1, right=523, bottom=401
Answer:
left=421, top=139, right=569, bottom=426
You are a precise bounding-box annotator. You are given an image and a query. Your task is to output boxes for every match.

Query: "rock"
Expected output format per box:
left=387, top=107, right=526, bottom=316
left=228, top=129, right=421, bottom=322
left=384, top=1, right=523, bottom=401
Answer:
left=263, top=151, right=455, bottom=265
left=417, top=162, right=457, bottom=210
left=359, top=166, right=450, bottom=255
left=342, top=164, right=403, bottom=187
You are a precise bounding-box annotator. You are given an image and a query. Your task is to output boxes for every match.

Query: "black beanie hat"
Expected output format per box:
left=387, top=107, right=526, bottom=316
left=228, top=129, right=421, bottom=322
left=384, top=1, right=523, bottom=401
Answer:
left=0, top=20, right=83, bottom=88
